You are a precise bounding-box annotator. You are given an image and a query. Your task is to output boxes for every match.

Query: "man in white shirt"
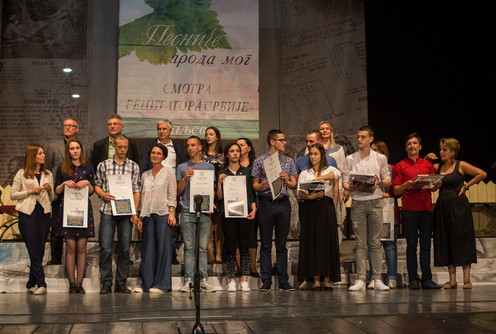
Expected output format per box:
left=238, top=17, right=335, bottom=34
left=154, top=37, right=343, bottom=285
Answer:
left=342, top=125, right=391, bottom=291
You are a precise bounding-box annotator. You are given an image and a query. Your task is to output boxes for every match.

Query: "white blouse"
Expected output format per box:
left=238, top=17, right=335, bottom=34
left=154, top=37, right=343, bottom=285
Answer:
left=298, top=166, right=341, bottom=199
left=139, top=167, right=176, bottom=218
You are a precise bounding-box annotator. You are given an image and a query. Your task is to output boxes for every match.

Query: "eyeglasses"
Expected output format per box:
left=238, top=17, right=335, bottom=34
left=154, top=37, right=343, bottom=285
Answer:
left=63, top=124, right=78, bottom=128
left=107, top=122, right=122, bottom=126
left=116, top=146, right=128, bottom=150
left=274, top=138, right=286, bottom=142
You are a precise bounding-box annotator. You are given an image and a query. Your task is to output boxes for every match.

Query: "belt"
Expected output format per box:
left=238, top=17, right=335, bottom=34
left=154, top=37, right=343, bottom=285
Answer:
left=260, top=196, right=289, bottom=202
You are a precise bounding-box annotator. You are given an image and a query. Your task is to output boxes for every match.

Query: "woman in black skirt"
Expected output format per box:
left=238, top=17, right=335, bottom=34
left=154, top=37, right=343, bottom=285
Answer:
left=297, top=143, right=341, bottom=290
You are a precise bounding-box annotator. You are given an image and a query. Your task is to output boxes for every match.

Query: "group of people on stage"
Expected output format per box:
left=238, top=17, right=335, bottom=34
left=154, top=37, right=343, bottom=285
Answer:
left=9, top=115, right=487, bottom=295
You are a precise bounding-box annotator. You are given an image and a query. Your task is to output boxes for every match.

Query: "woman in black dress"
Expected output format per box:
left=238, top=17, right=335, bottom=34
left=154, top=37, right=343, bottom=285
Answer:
left=54, top=139, right=95, bottom=293
left=297, top=143, right=341, bottom=290
left=430, top=138, right=486, bottom=289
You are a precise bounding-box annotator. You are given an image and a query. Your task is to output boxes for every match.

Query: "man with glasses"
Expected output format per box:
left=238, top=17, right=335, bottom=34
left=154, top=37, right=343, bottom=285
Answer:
left=44, top=117, right=81, bottom=265
left=90, top=114, right=140, bottom=168
left=251, top=129, right=298, bottom=292
left=94, top=134, right=141, bottom=294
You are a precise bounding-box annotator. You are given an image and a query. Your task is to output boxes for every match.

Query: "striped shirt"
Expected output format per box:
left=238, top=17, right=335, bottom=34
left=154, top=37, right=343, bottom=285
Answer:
left=95, top=158, right=141, bottom=215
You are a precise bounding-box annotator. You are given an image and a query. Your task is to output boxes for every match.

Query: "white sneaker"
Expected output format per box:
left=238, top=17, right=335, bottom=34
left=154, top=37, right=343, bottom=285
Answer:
left=200, top=279, right=215, bottom=291
left=149, top=288, right=165, bottom=293
left=348, top=280, right=366, bottom=291
left=227, top=281, right=237, bottom=292
left=374, top=279, right=390, bottom=291
left=241, top=281, right=251, bottom=292
left=388, top=280, right=397, bottom=289
left=299, top=281, right=308, bottom=290
left=133, top=287, right=143, bottom=293
left=367, top=280, right=375, bottom=289
left=180, top=279, right=192, bottom=292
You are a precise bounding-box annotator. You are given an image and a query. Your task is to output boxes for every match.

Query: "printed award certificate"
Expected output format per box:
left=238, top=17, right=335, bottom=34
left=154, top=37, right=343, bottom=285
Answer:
left=63, top=185, right=88, bottom=228
left=412, top=174, right=445, bottom=189
left=189, top=169, right=215, bottom=213
left=223, top=175, right=248, bottom=218
left=263, top=151, right=283, bottom=199
left=108, top=174, right=136, bottom=216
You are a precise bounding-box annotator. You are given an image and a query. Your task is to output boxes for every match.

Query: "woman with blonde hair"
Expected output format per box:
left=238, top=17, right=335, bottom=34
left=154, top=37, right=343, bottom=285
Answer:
left=428, top=138, right=487, bottom=289
left=316, top=121, right=347, bottom=239
left=54, top=138, right=95, bottom=293
left=10, top=145, right=54, bottom=295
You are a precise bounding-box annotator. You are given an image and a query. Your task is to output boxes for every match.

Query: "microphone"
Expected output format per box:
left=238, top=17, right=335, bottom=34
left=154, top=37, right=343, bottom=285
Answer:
left=194, top=195, right=203, bottom=218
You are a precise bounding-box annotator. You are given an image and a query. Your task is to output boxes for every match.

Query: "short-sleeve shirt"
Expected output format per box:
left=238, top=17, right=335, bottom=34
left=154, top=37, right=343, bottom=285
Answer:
left=176, top=161, right=215, bottom=212
left=95, top=158, right=141, bottom=215
left=251, top=152, right=297, bottom=199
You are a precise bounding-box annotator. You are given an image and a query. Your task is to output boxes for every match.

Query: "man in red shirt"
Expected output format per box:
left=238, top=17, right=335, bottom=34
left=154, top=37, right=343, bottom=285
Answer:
left=393, top=133, right=441, bottom=290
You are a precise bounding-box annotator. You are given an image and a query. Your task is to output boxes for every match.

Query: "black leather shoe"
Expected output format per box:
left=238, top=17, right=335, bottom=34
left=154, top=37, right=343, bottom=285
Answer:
left=409, top=280, right=420, bottom=290
left=114, top=284, right=131, bottom=293
left=422, top=280, right=442, bottom=289
left=47, top=259, right=62, bottom=265
left=76, top=286, right=86, bottom=294
left=69, top=285, right=77, bottom=294
left=100, top=285, right=112, bottom=294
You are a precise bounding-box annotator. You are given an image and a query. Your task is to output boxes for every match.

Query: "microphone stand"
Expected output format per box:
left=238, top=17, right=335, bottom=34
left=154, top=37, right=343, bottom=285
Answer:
left=192, top=195, right=205, bottom=334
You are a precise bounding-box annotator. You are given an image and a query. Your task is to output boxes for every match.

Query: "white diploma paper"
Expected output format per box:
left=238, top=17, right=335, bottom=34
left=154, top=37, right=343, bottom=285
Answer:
left=108, top=174, right=136, bottom=216
left=189, top=169, right=215, bottom=213
left=63, top=185, right=88, bottom=228
left=223, top=175, right=248, bottom=218
left=263, top=152, right=283, bottom=199
left=380, top=197, right=395, bottom=241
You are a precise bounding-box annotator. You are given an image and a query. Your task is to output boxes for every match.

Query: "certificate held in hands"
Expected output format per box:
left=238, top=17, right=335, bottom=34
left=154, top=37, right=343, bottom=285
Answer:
left=223, top=175, right=248, bottom=218
left=350, top=173, right=376, bottom=193
left=299, top=180, right=325, bottom=193
left=108, top=174, right=136, bottom=216
left=263, top=151, right=283, bottom=199
left=412, top=174, right=445, bottom=189
left=63, top=185, right=88, bottom=228
left=189, top=169, right=215, bottom=213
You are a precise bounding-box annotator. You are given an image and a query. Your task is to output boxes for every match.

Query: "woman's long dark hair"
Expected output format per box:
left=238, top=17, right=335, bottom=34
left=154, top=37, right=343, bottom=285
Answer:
left=223, top=142, right=241, bottom=168
left=307, top=143, right=328, bottom=174
left=205, top=126, right=223, bottom=155
left=237, top=137, right=256, bottom=166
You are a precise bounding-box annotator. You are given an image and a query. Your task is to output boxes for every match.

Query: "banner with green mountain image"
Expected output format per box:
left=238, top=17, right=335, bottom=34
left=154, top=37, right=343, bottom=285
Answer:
left=118, top=0, right=259, bottom=139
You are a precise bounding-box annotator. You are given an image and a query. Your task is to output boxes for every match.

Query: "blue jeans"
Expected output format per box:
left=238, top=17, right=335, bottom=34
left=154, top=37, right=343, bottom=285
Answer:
left=181, top=212, right=211, bottom=280
left=141, top=214, right=174, bottom=291
left=99, top=213, right=132, bottom=286
left=258, top=199, right=291, bottom=285
left=382, top=226, right=398, bottom=280
left=402, top=210, right=434, bottom=282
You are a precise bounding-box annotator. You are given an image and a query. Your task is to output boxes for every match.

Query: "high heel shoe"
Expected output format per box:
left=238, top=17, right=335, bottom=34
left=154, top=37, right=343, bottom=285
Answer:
left=443, top=281, right=457, bottom=289
left=463, top=282, right=472, bottom=289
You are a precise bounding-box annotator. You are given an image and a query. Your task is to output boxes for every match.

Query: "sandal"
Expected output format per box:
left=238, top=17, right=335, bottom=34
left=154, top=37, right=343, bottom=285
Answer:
left=443, top=281, right=457, bottom=289
left=463, top=282, right=472, bottom=289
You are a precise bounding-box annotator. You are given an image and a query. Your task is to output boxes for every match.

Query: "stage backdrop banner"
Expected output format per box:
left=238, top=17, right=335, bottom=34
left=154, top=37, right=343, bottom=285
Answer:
left=118, top=0, right=259, bottom=139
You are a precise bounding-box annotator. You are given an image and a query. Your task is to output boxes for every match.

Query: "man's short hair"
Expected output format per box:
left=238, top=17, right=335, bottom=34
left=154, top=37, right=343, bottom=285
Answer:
left=114, top=134, right=128, bottom=142
left=358, top=125, right=374, bottom=137
left=267, top=129, right=284, bottom=146
left=108, top=114, right=123, bottom=121
left=187, top=135, right=202, bottom=146
left=404, top=132, right=422, bottom=145
left=63, top=117, right=79, bottom=126
left=306, top=130, right=322, bottom=141
left=157, top=119, right=172, bottom=129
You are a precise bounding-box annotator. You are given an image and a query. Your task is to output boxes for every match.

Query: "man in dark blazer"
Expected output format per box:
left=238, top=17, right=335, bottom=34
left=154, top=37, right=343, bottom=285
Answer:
left=139, top=119, right=186, bottom=173
left=90, top=114, right=140, bottom=168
